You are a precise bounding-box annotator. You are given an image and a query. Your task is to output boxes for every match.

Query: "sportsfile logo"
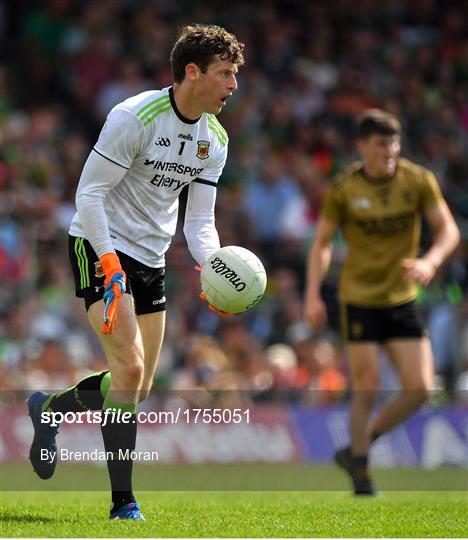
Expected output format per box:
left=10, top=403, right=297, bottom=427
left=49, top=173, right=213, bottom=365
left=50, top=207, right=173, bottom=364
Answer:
left=210, top=257, right=246, bottom=291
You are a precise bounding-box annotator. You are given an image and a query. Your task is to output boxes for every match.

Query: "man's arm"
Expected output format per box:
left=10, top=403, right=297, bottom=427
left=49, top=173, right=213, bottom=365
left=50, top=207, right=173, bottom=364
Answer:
left=75, top=109, right=142, bottom=333
left=183, top=180, right=220, bottom=266
left=401, top=201, right=460, bottom=286
left=75, top=152, right=131, bottom=334
left=75, top=151, right=129, bottom=257
left=304, top=217, right=339, bottom=330
left=75, top=109, right=142, bottom=257
left=184, top=180, right=234, bottom=316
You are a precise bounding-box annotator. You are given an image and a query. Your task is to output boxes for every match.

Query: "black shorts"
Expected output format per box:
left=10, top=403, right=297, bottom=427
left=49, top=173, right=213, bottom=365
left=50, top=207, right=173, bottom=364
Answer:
left=68, top=236, right=166, bottom=315
left=340, top=301, right=427, bottom=343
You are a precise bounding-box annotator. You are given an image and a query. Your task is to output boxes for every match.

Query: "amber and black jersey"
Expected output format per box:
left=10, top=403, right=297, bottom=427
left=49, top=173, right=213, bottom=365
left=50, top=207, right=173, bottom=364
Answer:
left=321, top=158, right=444, bottom=307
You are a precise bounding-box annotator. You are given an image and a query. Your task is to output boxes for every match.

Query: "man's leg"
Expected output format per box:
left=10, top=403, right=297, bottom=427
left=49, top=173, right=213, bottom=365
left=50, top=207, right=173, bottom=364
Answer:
left=87, top=296, right=144, bottom=404
left=38, top=235, right=117, bottom=417
left=368, top=338, right=433, bottom=439
left=347, top=343, right=380, bottom=456
left=334, top=342, right=379, bottom=495
left=136, top=311, right=166, bottom=403
left=42, top=370, right=110, bottom=413
left=87, top=295, right=145, bottom=520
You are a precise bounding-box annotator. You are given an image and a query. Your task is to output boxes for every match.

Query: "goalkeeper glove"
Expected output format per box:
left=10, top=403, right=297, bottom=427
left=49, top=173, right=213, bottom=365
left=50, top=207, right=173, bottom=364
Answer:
left=100, top=252, right=126, bottom=335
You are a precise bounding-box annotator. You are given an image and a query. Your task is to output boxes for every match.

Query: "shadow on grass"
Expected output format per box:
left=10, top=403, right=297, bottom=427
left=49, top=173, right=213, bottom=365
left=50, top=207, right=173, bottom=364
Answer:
left=0, top=511, right=62, bottom=524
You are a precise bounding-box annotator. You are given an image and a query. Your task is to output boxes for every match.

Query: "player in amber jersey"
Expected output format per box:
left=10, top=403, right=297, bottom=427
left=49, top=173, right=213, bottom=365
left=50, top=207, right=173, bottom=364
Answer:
left=26, top=24, right=244, bottom=520
left=304, top=109, right=460, bottom=495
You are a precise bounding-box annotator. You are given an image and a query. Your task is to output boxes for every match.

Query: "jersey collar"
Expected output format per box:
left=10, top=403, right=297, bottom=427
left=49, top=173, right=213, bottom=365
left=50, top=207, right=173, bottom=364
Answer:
left=361, top=162, right=399, bottom=185
left=169, top=87, right=201, bottom=125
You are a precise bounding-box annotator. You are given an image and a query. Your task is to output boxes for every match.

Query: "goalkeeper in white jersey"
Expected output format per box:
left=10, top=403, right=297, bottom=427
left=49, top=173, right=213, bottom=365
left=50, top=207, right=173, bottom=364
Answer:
left=26, top=24, right=244, bottom=521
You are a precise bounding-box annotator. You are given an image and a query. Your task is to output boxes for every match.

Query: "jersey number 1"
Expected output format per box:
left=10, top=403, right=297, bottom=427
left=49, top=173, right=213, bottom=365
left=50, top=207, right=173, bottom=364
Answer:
left=178, top=141, right=186, bottom=155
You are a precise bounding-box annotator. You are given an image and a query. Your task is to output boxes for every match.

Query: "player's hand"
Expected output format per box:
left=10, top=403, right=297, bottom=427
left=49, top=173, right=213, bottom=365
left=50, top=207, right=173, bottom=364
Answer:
left=100, top=252, right=126, bottom=335
left=199, top=291, right=232, bottom=316
left=400, top=258, right=436, bottom=286
left=304, top=297, right=328, bottom=331
left=195, top=265, right=232, bottom=316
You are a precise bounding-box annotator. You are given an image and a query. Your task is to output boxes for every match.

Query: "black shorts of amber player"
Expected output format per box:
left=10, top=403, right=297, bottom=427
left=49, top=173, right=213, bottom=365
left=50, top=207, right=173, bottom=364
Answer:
left=340, top=300, right=427, bottom=343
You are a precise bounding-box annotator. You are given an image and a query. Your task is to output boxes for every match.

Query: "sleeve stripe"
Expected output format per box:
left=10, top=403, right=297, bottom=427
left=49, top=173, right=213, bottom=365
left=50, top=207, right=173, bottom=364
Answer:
left=93, top=148, right=129, bottom=170
left=193, top=178, right=218, bottom=188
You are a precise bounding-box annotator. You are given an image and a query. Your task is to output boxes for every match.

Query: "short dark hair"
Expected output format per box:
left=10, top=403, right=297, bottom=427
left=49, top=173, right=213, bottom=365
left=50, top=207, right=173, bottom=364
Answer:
left=170, top=24, right=245, bottom=83
left=356, top=109, right=401, bottom=139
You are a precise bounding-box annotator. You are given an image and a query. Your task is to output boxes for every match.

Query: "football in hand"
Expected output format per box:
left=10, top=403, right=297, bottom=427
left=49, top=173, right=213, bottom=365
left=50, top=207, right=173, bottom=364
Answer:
left=201, top=246, right=267, bottom=314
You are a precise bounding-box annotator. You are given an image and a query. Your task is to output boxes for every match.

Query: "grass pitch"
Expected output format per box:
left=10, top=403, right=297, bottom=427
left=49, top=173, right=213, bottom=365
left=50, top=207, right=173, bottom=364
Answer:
left=0, top=464, right=467, bottom=537
left=1, top=490, right=467, bottom=537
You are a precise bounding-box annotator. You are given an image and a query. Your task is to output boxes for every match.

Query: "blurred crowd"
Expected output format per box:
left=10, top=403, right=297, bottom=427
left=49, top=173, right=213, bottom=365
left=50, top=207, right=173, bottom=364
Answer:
left=1, top=0, right=467, bottom=404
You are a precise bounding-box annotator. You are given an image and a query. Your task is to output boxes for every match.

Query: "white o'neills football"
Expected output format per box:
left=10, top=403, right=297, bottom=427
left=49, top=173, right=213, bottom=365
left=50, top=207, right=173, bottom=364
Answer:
left=201, top=246, right=267, bottom=314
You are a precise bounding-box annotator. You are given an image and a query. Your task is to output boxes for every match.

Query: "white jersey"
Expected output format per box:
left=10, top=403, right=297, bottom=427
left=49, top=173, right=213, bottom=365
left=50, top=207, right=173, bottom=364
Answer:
left=69, top=86, right=228, bottom=267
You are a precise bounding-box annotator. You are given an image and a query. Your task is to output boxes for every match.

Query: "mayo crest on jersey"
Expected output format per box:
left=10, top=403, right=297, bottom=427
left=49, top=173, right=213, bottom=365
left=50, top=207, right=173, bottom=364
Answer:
left=69, top=87, right=228, bottom=267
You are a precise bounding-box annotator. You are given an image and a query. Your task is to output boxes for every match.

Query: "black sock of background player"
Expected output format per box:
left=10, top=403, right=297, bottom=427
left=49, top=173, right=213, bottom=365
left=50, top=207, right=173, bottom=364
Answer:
left=101, top=403, right=137, bottom=513
left=352, top=454, right=369, bottom=480
left=44, top=371, right=110, bottom=413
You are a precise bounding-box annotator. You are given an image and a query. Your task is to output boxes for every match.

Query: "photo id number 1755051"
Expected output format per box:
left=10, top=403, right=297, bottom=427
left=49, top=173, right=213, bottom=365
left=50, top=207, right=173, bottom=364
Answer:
left=183, top=408, right=250, bottom=424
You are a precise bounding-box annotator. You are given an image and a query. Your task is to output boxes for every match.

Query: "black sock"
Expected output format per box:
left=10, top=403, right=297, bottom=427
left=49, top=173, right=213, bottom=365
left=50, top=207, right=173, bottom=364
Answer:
left=111, top=491, right=136, bottom=512
left=101, top=399, right=137, bottom=513
left=44, top=371, right=111, bottom=413
left=352, top=454, right=369, bottom=480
